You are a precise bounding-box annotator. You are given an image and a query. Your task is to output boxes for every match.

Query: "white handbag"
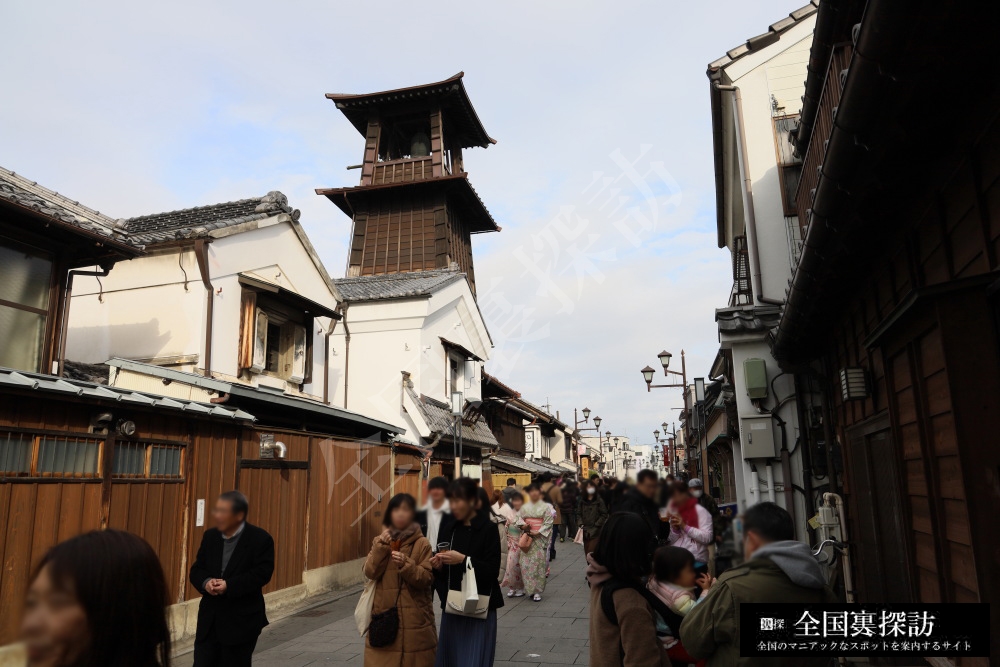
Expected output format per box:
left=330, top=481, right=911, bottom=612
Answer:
left=445, top=557, right=489, bottom=619
left=354, top=578, right=376, bottom=636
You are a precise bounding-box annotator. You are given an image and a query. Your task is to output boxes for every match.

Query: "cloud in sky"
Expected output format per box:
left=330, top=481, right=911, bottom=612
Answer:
left=0, top=0, right=800, bottom=448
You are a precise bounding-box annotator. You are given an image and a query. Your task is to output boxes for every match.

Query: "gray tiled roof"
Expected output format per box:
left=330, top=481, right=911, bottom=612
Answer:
left=0, top=367, right=256, bottom=422
left=707, top=1, right=818, bottom=72
left=715, top=306, right=782, bottom=335
left=0, top=166, right=139, bottom=249
left=405, top=386, right=498, bottom=449
left=333, top=269, right=466, bottom=302
left=124, top=191, right=295, bottom=245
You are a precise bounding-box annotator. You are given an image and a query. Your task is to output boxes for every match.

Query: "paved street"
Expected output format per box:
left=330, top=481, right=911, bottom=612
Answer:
left=175, top=539, right=593, bottom=666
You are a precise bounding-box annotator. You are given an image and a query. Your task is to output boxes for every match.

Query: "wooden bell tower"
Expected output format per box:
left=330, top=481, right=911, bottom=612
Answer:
left=316, top=72, right=499, bottom=294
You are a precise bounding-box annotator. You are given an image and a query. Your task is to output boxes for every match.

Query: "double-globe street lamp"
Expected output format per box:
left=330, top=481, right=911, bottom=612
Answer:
left=655, top=422, right=680, bottom=478
left=573, top=407, right=602, bottom=474
left=641, top=349, right=689, bottom=477
left=641, top=349, right=687, bottom=392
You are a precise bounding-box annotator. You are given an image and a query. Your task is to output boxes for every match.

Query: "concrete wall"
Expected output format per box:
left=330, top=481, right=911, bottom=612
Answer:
left=728, top=338, right=808, bottom=541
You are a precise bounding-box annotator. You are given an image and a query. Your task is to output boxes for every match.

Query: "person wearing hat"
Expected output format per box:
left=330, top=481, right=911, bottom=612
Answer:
left=687, top=479, right=720, bottom=531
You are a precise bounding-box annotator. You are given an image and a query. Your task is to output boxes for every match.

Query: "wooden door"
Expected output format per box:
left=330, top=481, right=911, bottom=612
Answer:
left=845, top=413, right=914, bottom=604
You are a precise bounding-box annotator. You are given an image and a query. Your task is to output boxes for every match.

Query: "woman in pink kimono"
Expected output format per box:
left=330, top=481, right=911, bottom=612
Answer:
left=518, top=484, right=554, bottom=602
left=501, top=493, right=526, bottom=596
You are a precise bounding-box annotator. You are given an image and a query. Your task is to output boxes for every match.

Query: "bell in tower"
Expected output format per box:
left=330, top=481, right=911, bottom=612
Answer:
left=316, top=72, right=499, bottom=294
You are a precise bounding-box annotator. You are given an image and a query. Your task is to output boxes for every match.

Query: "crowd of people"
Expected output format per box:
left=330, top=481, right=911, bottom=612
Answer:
left=16, top=469, right=835, bottom=667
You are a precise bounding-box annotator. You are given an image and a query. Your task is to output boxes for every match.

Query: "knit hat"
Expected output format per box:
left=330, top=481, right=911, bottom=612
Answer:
left=688, top=478, right=703, bottom=488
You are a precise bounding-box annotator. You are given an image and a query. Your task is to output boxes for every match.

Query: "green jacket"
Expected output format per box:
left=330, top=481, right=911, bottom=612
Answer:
left=576, top=495, right=608, bottom=539
left=679, top=556, right=838, bottom=667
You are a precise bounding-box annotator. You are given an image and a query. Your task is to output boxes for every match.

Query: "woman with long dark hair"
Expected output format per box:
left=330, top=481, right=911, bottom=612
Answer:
left=20, top=529, right=171, bottom=667
left=431, top=478, right=503, bottom=667
left=587, top=513, right=671, bottom=667
left=362, top=492, right=436, bottom=667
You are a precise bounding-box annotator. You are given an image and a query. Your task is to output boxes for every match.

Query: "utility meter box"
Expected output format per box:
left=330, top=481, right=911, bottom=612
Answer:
left=741, top=415, right=776, bottom=459
left=743, top=358, right=768, bottom=399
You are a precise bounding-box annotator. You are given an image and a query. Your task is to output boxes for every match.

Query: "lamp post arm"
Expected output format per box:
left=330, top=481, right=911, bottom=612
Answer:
left=647, top=382, right=686, bottom=392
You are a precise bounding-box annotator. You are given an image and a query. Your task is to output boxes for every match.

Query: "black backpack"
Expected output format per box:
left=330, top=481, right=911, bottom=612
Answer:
left=600, top=578, right=685, bottom=643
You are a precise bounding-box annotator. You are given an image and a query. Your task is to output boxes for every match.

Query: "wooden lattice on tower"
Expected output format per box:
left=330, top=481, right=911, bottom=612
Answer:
left=316, top=72, right=499, bottom=294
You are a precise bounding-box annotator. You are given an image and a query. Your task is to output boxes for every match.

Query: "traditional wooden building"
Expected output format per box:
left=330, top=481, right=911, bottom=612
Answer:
left=481, top=372, right=529, bottom=457
left=317, top=72, right=499, bottom=293
left=0, top=168, right=414, bottom=657
left=772, top=1, right=999, bottom=662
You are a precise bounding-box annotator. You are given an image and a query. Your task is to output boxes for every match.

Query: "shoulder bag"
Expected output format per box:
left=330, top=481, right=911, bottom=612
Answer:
left=366, top=544, right=408, bottom=647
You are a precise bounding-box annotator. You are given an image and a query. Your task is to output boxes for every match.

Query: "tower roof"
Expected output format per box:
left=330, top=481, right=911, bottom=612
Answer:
left=316, top=173, right=499, bottom=233
left=326, top=72, right=496, bottom=150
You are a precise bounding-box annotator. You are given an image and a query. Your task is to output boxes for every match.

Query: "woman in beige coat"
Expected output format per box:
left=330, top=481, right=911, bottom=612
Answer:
left=363, top=493, right=437, bottom=667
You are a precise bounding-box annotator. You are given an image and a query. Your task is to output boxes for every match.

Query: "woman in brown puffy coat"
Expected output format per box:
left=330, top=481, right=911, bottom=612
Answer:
left=363, top=493, right=437, bottom=667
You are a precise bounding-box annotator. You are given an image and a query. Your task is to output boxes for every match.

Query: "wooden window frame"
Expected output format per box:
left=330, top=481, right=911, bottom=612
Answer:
left=772, top=114, right=803, bottom=217
left=112, top=440, right=186, bottom=481
left=241, top=288, right=313, bottom=386
left=0, top=237, right=57, bottom=373
left=0, top=430, right=104, bottom=481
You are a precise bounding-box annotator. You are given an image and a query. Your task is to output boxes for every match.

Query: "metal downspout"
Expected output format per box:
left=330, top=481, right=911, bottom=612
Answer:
left=57, top=265, right=114, bottom=376
left=193, top=240, right=214, bottom=377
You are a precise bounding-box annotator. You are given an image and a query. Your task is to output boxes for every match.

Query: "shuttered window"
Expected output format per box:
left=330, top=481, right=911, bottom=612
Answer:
left=242, top=290, right=311, bottom=385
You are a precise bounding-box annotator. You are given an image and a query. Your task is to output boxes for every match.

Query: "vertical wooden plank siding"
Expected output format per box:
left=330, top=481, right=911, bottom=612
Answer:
left=824, top=113, right=1000, bottom=634
left=0, top=396, right=239, bottom=643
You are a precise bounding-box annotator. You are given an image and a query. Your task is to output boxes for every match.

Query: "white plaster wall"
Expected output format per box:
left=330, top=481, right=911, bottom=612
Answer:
left=725, top=23, right=815, bottom=298
left=716, top=18, right=816, bottom=541
left=66, top=219, right=339, bottom=399
left=327, top=277, right=491, bottom=439
left=66, top=248, right=205, bottom=363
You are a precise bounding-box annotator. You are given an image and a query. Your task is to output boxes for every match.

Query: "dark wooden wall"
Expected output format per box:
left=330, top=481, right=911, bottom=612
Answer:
left=347, top=192, right=443, bottom=277
left=0, top=392, right=414, bottom=647
left=346, top=190, right=477, bottom=291
left=0, top=395, right=244, bottom=644
left=483, top=403, right=526, bottom=456
left=823, top=110, right=1000, bottom=664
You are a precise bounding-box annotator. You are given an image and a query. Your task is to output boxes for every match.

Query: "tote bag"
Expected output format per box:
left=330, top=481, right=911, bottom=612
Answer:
left=354, top=578, right=376, bottom=636
left=445, top=557, right=489, bottom=619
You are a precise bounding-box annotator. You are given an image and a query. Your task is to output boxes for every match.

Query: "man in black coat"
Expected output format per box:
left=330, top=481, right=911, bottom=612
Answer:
left=189, top=491, right=275, bottom=666
left=616, top=469, right=663, bottom=554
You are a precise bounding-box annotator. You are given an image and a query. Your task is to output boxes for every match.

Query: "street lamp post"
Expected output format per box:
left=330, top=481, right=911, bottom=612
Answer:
left=642, top=350, right=688, bottom=478
left=450, top=391, right=464, bottom=480
left=641, top=349, right=688, bottom=392
left=574, top=407, right=602, bottom=472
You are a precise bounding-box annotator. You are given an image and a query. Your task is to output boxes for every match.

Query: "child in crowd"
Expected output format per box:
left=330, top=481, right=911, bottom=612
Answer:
left=648, top=546, right=715, bottom=665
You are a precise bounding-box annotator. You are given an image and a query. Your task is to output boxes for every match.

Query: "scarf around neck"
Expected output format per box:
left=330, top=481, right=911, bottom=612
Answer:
left=675, top=496, right=700, bottom=528
left=389, top=522, right=420, bottom=544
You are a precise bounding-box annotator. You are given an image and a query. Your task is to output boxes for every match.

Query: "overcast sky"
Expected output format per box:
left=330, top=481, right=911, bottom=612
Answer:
left=1, top=0, right=800, bottom=450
